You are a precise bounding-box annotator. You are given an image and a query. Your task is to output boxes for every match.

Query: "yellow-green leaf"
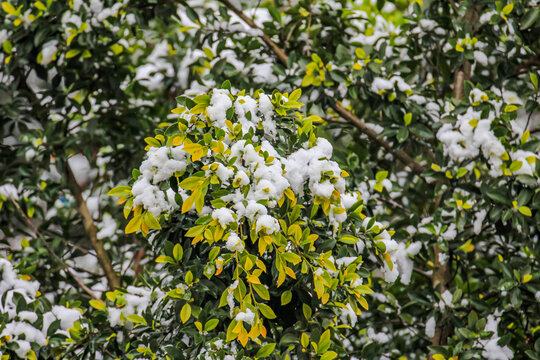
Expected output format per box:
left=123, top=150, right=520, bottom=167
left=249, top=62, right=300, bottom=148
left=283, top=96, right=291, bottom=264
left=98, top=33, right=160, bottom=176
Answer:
left=89, top=299, right=106, bottom=310
left=143, top=212, right=161, bottom=230
left=3, top=40, right=12, bottom=54
left=258, top=303, right=276, bottom=319
left=502, top=3, right=513, bottom=15
left=281, top=290, right=292, bottom=305
left=65, top=49, right=80, bottom=59
left=126, top=314, right=147, bottom=325
left=256, top=343, right=276, bottom=358
left=125, top=215, right=142, bottom=234
left=518, top=206, right=532, bottom=216
left=173, top=243, right=183, bottom=262
left=107, top=185, right=131, bottom=197
left=181, top=303, right=192, bottom=323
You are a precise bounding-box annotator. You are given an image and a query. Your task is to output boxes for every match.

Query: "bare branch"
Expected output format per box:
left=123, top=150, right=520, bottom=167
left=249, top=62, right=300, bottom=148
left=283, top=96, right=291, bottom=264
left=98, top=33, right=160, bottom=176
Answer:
left=67, top=163, right=121, bottom=289
left=10, top=199, right=100, bottom=300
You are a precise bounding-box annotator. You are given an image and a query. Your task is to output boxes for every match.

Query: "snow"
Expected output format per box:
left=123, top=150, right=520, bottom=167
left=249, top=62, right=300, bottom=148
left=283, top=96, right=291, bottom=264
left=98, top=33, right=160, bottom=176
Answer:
left=425, top=316, right=436, bottom=338
left=0, top=183, right=18, bottom=199
left=367, top=328, right=390, bottom=343
left=477, top=315, right=514, bottom=360
left=339, top=303, right=357, bottom=327
left=255, top=215, right=280, bottom=234
left=225, top=233, right=244, bottom=252
left=207, top=89, right=233, bottom=127
left=212, top=207, right=236, bottom=228
left=235, top=308, right=255, bottom=325
left=40, top=40, right=58, bottom=65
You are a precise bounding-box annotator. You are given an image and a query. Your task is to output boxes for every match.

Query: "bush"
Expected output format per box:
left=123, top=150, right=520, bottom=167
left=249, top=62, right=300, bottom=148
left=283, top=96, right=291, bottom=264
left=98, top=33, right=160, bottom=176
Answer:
left=1, top=0, right=539, bottom=359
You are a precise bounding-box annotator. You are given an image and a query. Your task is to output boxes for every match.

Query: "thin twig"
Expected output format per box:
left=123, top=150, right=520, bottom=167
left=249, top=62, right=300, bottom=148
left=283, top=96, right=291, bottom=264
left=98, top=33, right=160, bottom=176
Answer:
left=10, top=198, right=100, bottom=300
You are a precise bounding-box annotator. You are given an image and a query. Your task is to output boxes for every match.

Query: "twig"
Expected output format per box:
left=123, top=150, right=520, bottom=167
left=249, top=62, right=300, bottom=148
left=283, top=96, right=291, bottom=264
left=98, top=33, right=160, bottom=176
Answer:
left=414, top=267, right=432, bottom=280
left=217, top=0, right=425, bottom=175
left=9, top=199, right=100, bottom=300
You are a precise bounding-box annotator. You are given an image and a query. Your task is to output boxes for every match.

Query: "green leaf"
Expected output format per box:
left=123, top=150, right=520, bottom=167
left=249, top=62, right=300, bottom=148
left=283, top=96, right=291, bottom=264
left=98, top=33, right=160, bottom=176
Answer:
left=258, top=303, right=276, bottom=319
left=155, top=255, right=175, bottom=264
left=221, top=80, right=231, bottom=91
left=302, top=303, right=312, bottom=320
left=521, top=7, right=540, bottom=30
left=457, top=327, right=477, bottom=339
left=204, top=319, right=219, bottom=331
left=320, top=351, right=337, bottom=360
left=509, top=160, right=522, bottom=173
left=396, top=127, right=409, bottom=143
left=281, top=290, right=292, bottom=305
left=253, top=283, right=270, bottom=300
left=256, top=343, right=276, bottom=358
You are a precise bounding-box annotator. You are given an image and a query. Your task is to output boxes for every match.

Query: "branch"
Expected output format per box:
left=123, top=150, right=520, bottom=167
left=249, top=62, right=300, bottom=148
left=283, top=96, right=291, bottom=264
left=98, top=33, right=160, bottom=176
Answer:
left=67, top=163, right=121, bottom=289
left=514, top=52, right=540, bottom=75
left=9, top=199, right=100, bottom=300
left=217, top=0, right=425, bottom=175
left=333, top=103, right=425, bottom=174
left=218, top=0, right=288, bottom=65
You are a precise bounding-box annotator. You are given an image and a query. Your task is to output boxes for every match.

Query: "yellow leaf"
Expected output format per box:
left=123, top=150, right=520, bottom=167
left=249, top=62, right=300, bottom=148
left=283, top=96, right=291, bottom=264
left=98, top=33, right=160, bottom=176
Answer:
left=125, top=215, right=142, bottom=234
left=2, top=2, right=16, bottom=15
left=182, top=189, right=198, bottom=213
left=432, top=355, right=446, bottom=360
left=523, top=274, right=532, bottom=283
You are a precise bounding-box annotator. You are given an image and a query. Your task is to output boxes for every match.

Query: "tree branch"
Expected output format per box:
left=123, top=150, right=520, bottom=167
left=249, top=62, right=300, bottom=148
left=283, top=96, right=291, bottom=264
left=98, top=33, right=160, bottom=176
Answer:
left=217, top=0, right=425, bottom=175
left=10, top=199, right=100, bottom=300
left=67, top=163, right=121, bottom=289
left=218, top=0, right=288, bottom=65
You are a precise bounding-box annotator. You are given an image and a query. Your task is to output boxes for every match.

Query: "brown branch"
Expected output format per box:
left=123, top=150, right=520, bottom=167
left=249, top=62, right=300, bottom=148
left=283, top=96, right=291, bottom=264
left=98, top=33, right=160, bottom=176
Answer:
left=414, top=267, right=432, bottom=280
left=218, top=0, right=288, bottom=65
left=514, top=52, right=540, bottom=75
left=333, top=103, right=425, bottom=174
left=218, top=0, right=425, bottom=175
left=9, top=199, right=100, bottom=300
left=67, top=163, right=121, bottom=289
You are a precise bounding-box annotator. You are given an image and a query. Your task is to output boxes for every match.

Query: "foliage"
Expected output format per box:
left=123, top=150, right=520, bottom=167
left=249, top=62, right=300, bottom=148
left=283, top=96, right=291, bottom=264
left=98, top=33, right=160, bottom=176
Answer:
left=1, top=0, right=540, bottom=359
